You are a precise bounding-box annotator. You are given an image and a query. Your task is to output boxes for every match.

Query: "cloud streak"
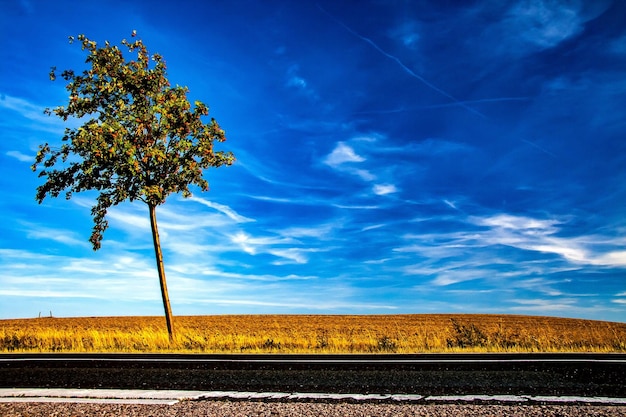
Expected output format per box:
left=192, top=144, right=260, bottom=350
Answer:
left=354, top=97, right=531, bottom=115
left=188, top=196, right=255, bottom=223
left=317, top=4, right=487, bottom=118
left=0, top=93, right=70, bottom=133
left=6, top=150, right=33, bottom=162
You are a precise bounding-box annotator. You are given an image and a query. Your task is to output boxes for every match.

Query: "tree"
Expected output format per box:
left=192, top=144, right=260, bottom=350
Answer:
left=32, top=33, right=235, bottom=340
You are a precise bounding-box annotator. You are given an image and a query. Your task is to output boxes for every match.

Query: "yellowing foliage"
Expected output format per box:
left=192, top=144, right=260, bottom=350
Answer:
left=1, top=314, right=624, bottom=353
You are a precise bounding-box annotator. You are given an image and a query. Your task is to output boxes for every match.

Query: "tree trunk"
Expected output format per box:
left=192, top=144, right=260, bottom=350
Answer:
left=149, top=203, right=174, bottom=341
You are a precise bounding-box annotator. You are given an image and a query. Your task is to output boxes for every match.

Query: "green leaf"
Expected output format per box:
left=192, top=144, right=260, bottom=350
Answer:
left=34, top=33, right=235, bottom=250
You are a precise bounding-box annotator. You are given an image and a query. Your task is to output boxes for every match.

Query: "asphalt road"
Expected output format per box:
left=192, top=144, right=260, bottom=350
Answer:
left=1, top=353, right=624, bottom=397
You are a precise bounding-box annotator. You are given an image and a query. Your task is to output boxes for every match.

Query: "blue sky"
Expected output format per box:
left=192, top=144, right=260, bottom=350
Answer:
left=1, top=0, right=625, bottom=321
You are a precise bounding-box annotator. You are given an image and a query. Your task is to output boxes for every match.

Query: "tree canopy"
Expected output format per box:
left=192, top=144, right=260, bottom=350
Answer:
left=33, top=33, right=235, bottom=250
left=32, top=32, right=235, bottom=339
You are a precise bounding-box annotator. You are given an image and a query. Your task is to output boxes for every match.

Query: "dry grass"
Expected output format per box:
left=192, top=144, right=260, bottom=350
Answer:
left=1, top=314, right=624, bottom=354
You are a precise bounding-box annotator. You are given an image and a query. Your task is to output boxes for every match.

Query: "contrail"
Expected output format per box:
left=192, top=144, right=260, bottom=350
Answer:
left=522, top=139, right=557, bottom=158
left=354, top=97, right=530, bottom=115
left=317, top=4, right=487, bottom=119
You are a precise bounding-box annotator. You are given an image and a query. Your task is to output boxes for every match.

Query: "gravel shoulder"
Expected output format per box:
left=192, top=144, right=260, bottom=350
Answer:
left=1, top=401, right=625, bottom=417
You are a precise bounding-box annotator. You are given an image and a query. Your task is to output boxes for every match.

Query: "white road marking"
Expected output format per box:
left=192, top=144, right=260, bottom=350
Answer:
left=529, top=396, right=626, bottom=404
left=2, top=397, right=178, bottom=405
left=0, top=389, right=625, bottom=405
left=426, top=395, right=527, bottom=402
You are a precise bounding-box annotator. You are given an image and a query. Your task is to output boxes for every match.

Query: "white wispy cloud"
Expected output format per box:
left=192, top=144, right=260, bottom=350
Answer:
left=482, top=0, right=611, bottom=58
left=234, top=148, right=324, bottom=191
left=0, top=94, right=47, bottom=121
left=228, top=230, right=310, bottom=264
left=352, top=169, right=376, bottom=181
left=68, top=195, right=255, bottom=261
left=104, top=200, right=247, bottom=239
left=6, top=150, right=33, bottom=162
left=374, top=138, right=474, bottom=157
left=0, top=249, right=162, bottom=303
left=21, top=222, right=90, bottom=248
left=249, top=195, right=294, bottom=204
left=373, top=184, right=398, bottom=195
left=509, top=297, right=577, bottom=312
left=287, top=65, right=306, bottom=88
left=230, top=231, right=256, bottom=254
left=105, top=206, right=152, bottom=232
left=332, top=203, right=379, bottom=210
left=288, top=75, right=307, bottom=89
left=188, top=196, right=255, bottom=223
left=511, top=277, right=567, bottom=297
left=323, top=141, right=376, bottom=181
left=389, top=20, right=421, bottom=49
left=470, top=214, right=626, bottom=267
left=430, top=268, right=492, bottom=287
left=510, top=0, right=584, bottom=48
left=71, top=189, right=335, bottom=269
left=324, top=142, right=365, bottom=167
left=395, top=211, right=626, bottom=293
left=472, top=214, right=560, bottom=233
left=286, top=64, right=318, bottom=100
left=170, top=290, right=398, bottom=311
left=0, top=243, right=321, bottom=316
left=268, top=248, right=309, bottom=264
left=0, top=93, right=69, bottom=133
left=180, top=268, right=315, bottom=282
left=592, top=251, right=626, bottom=267
left=275, top=223, right=337, bottom=239
left=2, top=247, right=399, bottom=313
left=443, top=200, right=458, bottom=210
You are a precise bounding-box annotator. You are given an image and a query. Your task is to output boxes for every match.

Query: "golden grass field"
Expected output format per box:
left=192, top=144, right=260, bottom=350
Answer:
left=1, top=314, right=625, bottom=354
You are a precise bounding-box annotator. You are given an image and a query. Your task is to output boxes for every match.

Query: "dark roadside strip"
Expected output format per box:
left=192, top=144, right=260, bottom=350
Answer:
left=1, top=353, right=624, bottom=398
